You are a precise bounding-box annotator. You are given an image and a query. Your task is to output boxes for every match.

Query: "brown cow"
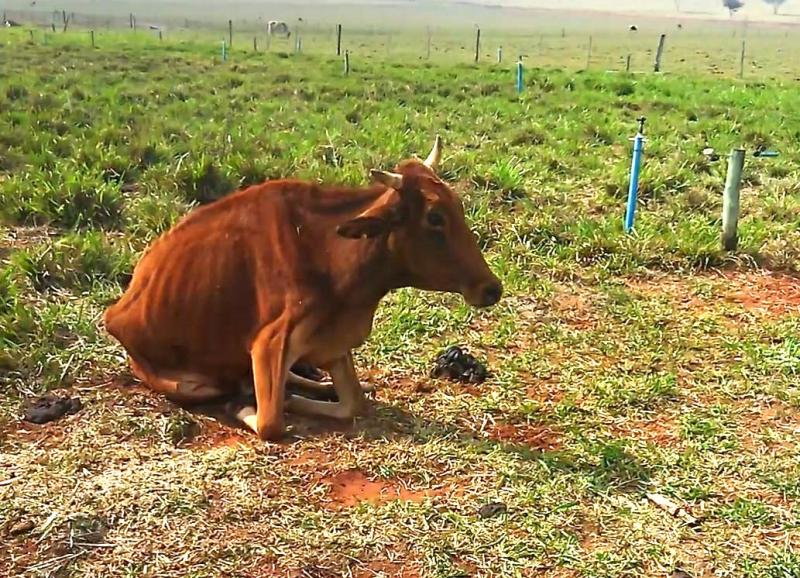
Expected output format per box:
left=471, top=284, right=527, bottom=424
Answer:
left=103, top=136, right=502, bottom=440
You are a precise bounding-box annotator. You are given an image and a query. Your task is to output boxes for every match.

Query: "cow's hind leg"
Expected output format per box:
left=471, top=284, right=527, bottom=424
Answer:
left=128, top=355, right=226, bottom=404
left=287, top=371, right=375, bottom=395
left=287, top=352, right=366, bottom=420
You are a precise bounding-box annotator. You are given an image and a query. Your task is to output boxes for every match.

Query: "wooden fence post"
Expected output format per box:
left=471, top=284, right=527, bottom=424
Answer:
left=654, top=34, right=667, bottom=72
left=739, top=40, right=746, bottom=78
left=586, top=35, right=593, bottom=69
left=426, top=26, right=432, bottom=59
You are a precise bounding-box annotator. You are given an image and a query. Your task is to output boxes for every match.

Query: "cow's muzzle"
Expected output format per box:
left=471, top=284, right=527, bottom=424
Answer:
left=465, top=279, right=503, bottom=308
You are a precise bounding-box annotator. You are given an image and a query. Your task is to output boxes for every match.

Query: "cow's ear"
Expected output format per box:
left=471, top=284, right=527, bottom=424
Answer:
left=336, top=187, right=401, bottom=239
left=336, top=216, right=389, bottom=239
left=370, top=170, right=403, bottom=190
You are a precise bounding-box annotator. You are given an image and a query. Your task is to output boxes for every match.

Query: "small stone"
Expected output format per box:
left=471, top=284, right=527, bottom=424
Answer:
left=9, top=520, right=35, bottom=536
left=478, top=502, right=507, bottom=519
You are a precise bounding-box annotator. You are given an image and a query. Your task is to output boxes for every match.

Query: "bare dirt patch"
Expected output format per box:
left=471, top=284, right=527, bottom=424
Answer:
left=615, top=413, right=681, bottom=448
left=321, top=469, right=445, bottom=509
left=353, top=558, right=421, bottom=578
left=483, top=422, right=563, bottom=451
left=186, top=419, right=252, bottom=449
left=722, top=271, right=800, bottom=317
left=735, top=398, right=800, bottom=452
left=551, top=289, right=599, bottom=330
left=625, top=270, right=800, bottom=319
left=526, top=379, right=566, bottom=405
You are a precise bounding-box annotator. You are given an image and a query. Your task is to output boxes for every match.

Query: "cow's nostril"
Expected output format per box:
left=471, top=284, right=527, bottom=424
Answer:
left=481, top=283, right=502, bottom=307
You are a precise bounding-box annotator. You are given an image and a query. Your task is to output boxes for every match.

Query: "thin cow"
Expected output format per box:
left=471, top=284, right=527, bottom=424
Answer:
left=103, top=137, right=502, bottom=440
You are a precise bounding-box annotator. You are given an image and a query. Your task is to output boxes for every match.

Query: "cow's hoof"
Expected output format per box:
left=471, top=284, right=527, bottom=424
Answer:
left=257, top=422, right=285, bottom=442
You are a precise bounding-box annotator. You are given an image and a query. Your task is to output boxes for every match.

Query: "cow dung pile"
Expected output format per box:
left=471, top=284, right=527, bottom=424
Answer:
left=430, top=346, right=489, bottom=384
left=23, top=393, right=82, bottom=424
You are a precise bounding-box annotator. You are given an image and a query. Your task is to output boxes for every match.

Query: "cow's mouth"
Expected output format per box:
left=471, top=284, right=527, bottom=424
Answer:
left=463, top=280, right=503, bottom=308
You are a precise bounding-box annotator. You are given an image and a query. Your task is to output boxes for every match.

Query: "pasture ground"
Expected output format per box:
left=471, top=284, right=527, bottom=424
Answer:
left=2, top=22, right=800, bottom=577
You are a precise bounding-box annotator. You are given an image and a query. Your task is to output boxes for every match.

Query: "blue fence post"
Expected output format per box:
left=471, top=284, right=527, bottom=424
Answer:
left=516, top=57, right=523, bottom=94
left=624, top=117, right=646, bottom=233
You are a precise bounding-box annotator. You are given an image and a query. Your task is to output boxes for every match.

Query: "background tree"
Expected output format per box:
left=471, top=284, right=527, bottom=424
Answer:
left=723, top=0, right=745, bottom=16
left=764, top=0, right=787, bottom=14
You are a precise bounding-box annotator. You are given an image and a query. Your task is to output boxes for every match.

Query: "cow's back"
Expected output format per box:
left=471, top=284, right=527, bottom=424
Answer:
left=104, top=184, right=294, bottom=376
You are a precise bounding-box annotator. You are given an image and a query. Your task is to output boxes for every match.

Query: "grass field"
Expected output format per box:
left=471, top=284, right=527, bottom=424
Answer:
left=1, top=19, right=800, bottom=578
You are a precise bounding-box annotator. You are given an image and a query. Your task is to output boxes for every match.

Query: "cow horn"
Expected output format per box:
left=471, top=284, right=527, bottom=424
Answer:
left=423, top=134, right=443, bottom=170
left=370, top=169, right=404, bottom=190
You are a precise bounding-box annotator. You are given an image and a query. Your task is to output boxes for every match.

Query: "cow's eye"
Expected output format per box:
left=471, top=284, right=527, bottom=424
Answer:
left=426, top=211, right=446, bottom=228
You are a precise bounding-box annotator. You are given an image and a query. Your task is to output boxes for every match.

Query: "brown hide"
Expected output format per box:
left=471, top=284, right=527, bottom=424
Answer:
left=104, top=145, right=501, bottom=440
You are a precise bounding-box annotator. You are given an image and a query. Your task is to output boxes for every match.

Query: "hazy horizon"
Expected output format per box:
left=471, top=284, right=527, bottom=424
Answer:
left=3, top=0, right=799, bottom=27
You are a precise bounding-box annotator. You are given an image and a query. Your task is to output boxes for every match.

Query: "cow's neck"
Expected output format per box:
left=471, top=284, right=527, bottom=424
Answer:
left=309, top=185, right=409, bottom=308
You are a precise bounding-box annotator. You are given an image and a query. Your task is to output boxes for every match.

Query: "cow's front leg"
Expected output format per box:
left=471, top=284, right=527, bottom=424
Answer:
left=236, top=322, right=293, bottom=441
left=286, top=351, right=367, bottom=419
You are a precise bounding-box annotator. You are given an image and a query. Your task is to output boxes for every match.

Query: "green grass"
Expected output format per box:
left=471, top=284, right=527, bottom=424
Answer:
left=2, top=23, right=800, bottom=578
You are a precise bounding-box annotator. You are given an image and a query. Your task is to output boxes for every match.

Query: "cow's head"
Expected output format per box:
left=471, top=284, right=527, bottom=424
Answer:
left=337, top=136, right=502, bottom=308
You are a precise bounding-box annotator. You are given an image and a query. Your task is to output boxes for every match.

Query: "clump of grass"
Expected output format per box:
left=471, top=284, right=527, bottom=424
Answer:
left=11, top=231, right=133, bottom=292
left=481, top=157, right=527, bottom=200
left=0, top=166, right=124, bottom=229
left=178, top=157, right=234, bottom=204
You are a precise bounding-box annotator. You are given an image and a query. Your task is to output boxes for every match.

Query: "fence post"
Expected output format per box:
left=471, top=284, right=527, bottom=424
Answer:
left=91, top=30, right=95, bottom=48
left=721, top=148, right=745, bottom=251
left=624, top=117, right=647, bottom=233
left=474, top=26, right=481, bottom=63
left=336, top=24, right=342, bottom=56
left=586, top=36, right=593, bottom=69
left=626, top=54, right=632, bottom=72
left=516, top=57, right=523, bottom=94
left=426, top=26, right=432, bottom=59
left=654, top=34, right=666, bottom=72
left=221, top=40, right=227, bottom=62
left=129, top=13, right=134, bottom=29
left=29, top=30, right=34, bottom=43
left=253, top=36, right=257, bottom=52
left=159, top=30, right=163, bottom=42
left=228, top=19, right=233, bottom=47
left=344, top=49, right=350, bottom=75
left=497, top=46, right=502, bottom=64
left=739, top=40, right=746, bottom=78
